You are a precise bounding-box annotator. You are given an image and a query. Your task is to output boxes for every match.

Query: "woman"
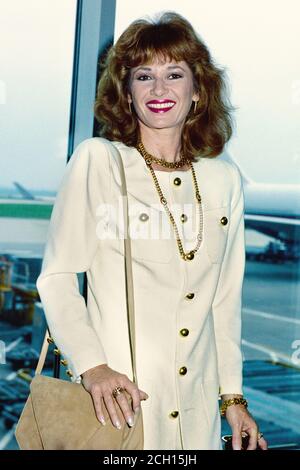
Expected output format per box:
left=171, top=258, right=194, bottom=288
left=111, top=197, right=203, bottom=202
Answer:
left=36, top=12, right=268, bottom=450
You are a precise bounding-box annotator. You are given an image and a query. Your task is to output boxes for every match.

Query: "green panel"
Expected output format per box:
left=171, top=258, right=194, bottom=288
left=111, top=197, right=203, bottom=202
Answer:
left=0, top=203, right=53, bottom=219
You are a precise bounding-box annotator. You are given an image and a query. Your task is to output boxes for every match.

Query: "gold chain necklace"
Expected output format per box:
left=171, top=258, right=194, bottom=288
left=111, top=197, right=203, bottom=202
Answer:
left=136, top=142, right=203, bottom=261
left=137, top=142, right=189, bottom=169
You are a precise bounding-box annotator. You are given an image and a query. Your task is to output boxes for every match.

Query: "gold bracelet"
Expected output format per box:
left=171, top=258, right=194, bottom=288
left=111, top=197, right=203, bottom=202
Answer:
left=220, top=397, right=248, bottom=417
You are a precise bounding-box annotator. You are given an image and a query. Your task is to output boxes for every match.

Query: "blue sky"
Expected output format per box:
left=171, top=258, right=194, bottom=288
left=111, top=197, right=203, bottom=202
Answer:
left=0, top=0, right=299, bottom=190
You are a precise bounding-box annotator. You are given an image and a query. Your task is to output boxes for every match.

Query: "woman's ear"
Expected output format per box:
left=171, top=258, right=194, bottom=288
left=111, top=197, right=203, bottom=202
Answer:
left=127, top=93, right=132, bottom=104
left=192, top=92, right=200, bottom=103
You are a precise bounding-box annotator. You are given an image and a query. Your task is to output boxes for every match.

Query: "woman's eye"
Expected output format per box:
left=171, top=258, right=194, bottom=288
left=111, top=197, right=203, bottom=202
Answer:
left=169, top=73, right=182, bottom=79
left=136, top=75, right=152, bottom=81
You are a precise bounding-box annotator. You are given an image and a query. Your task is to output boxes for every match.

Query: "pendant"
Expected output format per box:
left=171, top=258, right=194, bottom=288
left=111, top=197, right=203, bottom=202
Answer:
left=185, top=252, right=195, bottom=261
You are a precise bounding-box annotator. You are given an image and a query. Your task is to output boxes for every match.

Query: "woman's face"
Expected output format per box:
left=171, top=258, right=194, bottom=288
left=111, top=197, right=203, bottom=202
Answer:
left=128, top=58, right=199, bottom=133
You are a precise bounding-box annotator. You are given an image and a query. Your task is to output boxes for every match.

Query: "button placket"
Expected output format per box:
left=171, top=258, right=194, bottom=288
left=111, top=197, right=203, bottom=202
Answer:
left=172, top=173, right=193, bottom=426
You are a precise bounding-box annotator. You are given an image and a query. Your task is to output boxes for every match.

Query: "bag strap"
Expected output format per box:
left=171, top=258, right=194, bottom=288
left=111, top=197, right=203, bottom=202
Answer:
left=110, top=143, right=137, bottom=385
left=35, top=328, right=51, bottom=375
left=35, top=143, right=138, bottom=385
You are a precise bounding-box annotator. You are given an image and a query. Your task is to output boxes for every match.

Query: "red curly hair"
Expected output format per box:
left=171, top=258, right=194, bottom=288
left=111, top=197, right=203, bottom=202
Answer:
left=94, top=11, right=234, bottom=160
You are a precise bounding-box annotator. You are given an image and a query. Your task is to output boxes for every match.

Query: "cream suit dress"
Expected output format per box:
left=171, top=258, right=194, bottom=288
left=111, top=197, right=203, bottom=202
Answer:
left=36, top=137, right=246, bottom=450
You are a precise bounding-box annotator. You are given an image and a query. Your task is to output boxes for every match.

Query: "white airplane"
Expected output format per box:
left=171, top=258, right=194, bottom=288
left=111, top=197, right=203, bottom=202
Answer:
left=220, top=152, right=300, bottom=252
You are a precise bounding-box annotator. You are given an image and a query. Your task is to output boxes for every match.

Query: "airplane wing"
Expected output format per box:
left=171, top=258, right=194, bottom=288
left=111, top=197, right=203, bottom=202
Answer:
left=219, top=150, right=300, bottom=247
left=244, top=214, right=300, bottom=245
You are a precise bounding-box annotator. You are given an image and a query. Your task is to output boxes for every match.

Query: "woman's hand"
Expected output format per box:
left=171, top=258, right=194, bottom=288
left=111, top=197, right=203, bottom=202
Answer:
left=225, top=403, right=268, bottom=450
left=81, top=364, right=149, bottom=430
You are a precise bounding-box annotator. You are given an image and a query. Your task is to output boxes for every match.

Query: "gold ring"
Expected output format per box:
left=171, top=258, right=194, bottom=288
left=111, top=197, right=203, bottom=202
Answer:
left=257, top=432, right=264, bottom=440
left=112, top=386, right=125, bottom=398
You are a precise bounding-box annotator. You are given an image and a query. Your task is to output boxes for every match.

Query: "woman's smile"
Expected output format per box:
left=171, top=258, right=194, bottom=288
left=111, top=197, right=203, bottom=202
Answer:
left=146, top=99, right=176, bottom=113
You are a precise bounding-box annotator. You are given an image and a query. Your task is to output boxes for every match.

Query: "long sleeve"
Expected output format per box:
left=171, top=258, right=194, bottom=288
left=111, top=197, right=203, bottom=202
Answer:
left=36, top=138, right=111, bottom=382
left=211, top=161, right=246, bottom=395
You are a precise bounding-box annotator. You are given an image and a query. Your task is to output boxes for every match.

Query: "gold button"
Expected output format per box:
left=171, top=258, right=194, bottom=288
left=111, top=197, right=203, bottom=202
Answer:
left=47, top=337, right=54, bottom=344
left=53, top=348, right=61, bottom=356
left=220, top=216, right=228, bottom=226
left=139, top=213, right=149, bottom=222
left=180, top=328, right=189, bottom=337
left=169, top=411, right=179, bottom=419
left=66, top=369, right=73, bottom=377
left=179, top=366, right=187, bottom=375
left=180, top=214, right=188, bottom=223
left=173, top=177, right=181, bottom=186
left=185, top=292, right=195, bottom=300
left=60, top=359, right=68, bottom=366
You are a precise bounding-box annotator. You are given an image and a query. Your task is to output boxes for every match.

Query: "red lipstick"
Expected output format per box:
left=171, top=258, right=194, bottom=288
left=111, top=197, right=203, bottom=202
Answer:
left=146, top=99, right=176, bottom=113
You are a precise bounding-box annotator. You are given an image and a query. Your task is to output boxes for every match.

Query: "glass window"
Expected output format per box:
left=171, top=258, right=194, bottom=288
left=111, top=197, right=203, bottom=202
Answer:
left=0, top=0, right=76, bottom=449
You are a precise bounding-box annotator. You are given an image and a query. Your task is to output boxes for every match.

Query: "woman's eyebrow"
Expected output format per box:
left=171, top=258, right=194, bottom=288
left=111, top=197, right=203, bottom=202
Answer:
left=133, top=67, right=152, bottom=73
left=133, top=65, right=186, bottom=73
left=167, top=65, right=185, bottom=71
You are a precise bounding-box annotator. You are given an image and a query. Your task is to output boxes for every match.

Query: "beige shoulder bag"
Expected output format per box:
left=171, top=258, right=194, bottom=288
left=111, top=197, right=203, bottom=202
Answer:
left=15, top=143, right=143, bottom=450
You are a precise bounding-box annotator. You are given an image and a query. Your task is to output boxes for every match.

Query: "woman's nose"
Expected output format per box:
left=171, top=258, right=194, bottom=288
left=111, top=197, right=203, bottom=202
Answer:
left=151, top=78, right=168, bottom=96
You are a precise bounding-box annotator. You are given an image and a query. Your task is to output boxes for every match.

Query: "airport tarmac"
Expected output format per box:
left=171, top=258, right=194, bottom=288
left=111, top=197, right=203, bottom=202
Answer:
left=0, top=259, right=299, bottom=450
left=242, top=260, right=300, bottom=365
